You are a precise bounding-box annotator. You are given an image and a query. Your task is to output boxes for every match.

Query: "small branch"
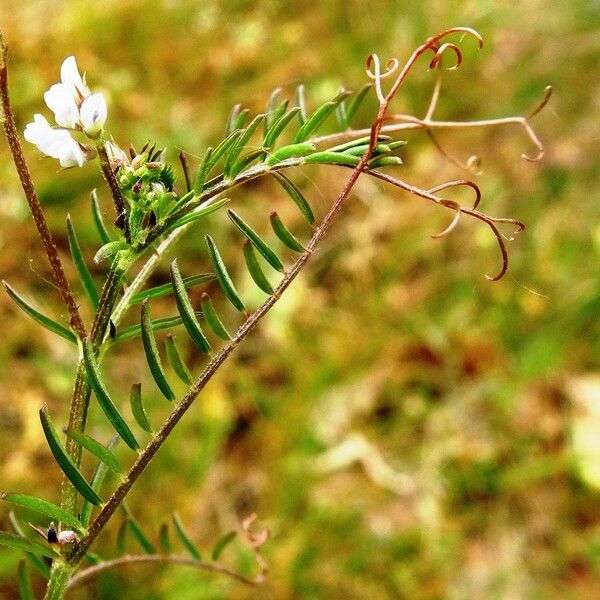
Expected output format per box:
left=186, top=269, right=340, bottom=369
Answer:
left=67, top=554, right=260, bottom=589
left=70, top=119, right=379, bottom=565
left=0, top=33, right=86, bottom=339
left=96, top=142, right=131, bottom=243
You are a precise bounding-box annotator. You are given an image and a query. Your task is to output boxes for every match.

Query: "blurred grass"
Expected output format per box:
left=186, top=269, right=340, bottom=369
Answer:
left=0, top=0, right=599, bottom=598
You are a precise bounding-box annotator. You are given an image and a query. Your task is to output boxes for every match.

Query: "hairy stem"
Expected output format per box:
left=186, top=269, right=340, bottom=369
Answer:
left=69, top=133, right=377, bottom=564
left=44, top=562, right=74, bottom=600
left=96, top=142, right=131, bottom=242
left=0, top=33, right=86, bottom=339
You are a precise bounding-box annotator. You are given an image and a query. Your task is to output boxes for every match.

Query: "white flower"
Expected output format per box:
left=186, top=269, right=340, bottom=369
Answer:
left=41, top=56, right=106, bottom=137
left=24, top=114, right=87, bottom=168
left=24, top=56, right=107, bottom=166
left=79, top=93, right=107, bottom=137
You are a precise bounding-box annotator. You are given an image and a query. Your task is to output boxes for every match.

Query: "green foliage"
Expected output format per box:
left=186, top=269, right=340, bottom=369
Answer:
left=2, top=5, right=587, bottom=599
left=141, top=299, right=175, bottom=401
left=39, top=408, right=103, bottom=506
left=129, top=383, right=153, bottom=434
left=227, top=208, right=284, bottom=273
left=170, top=259, right=213, bottom=353
left=66, top=214, right=99, bottom=309
left=172, top=513, right=201, bottom=560
left=0, top=532, right=58, bottom=560
left=1, top=493, right=85, bottom=533
left=83, top=339, right=140, bottom=451
left=2, top=281, right=77, bottom=344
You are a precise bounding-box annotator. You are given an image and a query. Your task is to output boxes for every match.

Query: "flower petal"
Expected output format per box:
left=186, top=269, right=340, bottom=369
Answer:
left=44, top=83, right=80, bottom=129
left=23, top=115, right=87, bottom=168
left=79, top=93, right=107, bottom=137
left=60, top=56, right=88, bottom=98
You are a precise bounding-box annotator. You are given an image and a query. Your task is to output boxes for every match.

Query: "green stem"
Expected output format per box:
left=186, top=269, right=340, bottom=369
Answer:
left=44, top=562, right=74, bottom=600
left=60, top=260, right=128, bottom=502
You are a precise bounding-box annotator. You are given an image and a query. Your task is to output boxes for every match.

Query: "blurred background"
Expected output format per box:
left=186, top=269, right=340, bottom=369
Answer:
left=0, top=1, right=598, bottom=598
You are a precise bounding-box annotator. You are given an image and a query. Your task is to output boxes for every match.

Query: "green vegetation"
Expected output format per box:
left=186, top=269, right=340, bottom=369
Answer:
left=0, top=1, right=598, bottom=598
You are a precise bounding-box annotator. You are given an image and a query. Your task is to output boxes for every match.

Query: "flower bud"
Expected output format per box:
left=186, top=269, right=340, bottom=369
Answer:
left=79, top=93, right=107, bottom=137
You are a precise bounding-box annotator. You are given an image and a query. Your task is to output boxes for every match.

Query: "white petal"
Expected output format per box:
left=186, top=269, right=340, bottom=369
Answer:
left=79, top=93, right=107, bottom=137
left=23, top=114, right=53, bottom=146
left=44, top=83, right=79, bottom=129
left=23, top=115, right=87, bottom=167
left=57, top=138, right=86, bottom=168
left=60, top=56, right=87, bottom=97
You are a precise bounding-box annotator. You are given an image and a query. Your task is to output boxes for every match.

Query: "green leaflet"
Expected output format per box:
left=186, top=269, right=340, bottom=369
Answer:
left=225, top=113, right=265, bottom=179
left=169, top=189, right=195, bottom=215
left=227, top=209, right=284, bottom=273
left=159, top=522, right=171, bottom=553
left=123, top=504, right=156, bottom=554
left=64, top=429, right=123, bottom=474
left=172, top=513, right=201, bottom=560
left=265, top=142, right=315, bottom=166
left=8, top=512, right=50, bottom=578
left=211, top=530, right=237, bottom=560
left=81, top=436, right=120, bottom=527
left=165, top=334, right=193, bottom=384
left=263, top=106, right=301, bottom=149
left=234, top=108, right=250, bottom=130
left=18, top=560, right=34, bottom=600
left=304, top=151, right=361, bottom=167
left=167, top=196, right=230, bottom=227
left=163, top=198, right=230, bottom=234
left=83, top=338, right=140, bottom=451
left=66, top=214, right=99, bottom=309
left=293, top=91, right=351, bottom=142
left=327, top=134, right=390, bottom=153
left=116, top=518, right=128, bottom=554
left=3, top=281, right=76, bottom=344
left=225, top=103, right=242, bottom=136
left=344, top=83, right=373, bottom=127
left=112, top=314, right=193, bottom=345
left=271, top=171, right=315, bottom=225
left=90, top=189, right=112, bottom=245
left=270, top=212, right=305, bottom=252
left=205, top=235, right=246, bottom=313
left=128, top=273, right=216, bottom=305
left=193, top=147, right=213, bottom=195
left=344, top=143, right=392, bottom=156
left=129, top=383, right=153, bottom=433
left=93, top=240, right=128, bottom=265
left=335, top=87, right=348, bottom=128
left=1, top=491, right=86, bottom=533
left=170, top=260, right=213, bottom=353
left=265, top=88, right=283, bottom=134
left=231, top=149, right=266, bottom=175
left=368, top=156, right=404, bottom=169
left=0, top=532, right=58, bottom=560
left=141, top=299, right=175, bottom=401
left=206, top=130, right=243, bottom=174
left=243, top=240, right=274, bottom=295
left=200, top=293, right=231, bottom=341
left=295, top=83, right=307, bottom=124
left=38, top=407, right=102, bottom=507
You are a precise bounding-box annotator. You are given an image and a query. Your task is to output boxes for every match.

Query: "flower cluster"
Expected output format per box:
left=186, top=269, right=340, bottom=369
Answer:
left=24, top=56, right=107, bottom=168
left=106, top=141, right=176, bottom=243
